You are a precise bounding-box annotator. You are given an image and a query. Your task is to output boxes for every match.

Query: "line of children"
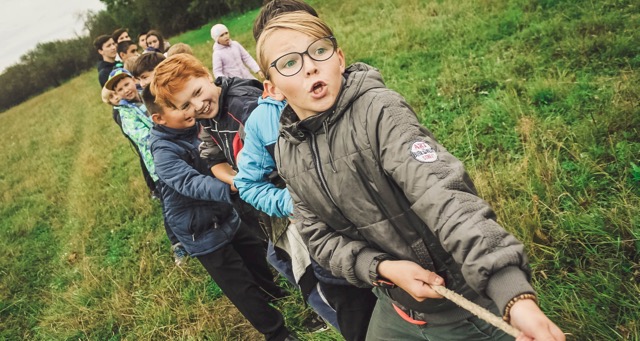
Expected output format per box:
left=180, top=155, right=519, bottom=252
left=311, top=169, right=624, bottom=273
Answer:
left=255, top=10, right=565, bottom=341
left=145, top=73, right=298, bottom=341
left=211, top=24, right=264, bottom=80
left=151, top=53, right=331, bottom=334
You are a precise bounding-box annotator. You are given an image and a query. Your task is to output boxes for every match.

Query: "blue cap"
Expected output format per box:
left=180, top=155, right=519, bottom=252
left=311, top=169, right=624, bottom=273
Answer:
left=104, top=68, right=133, bottom=90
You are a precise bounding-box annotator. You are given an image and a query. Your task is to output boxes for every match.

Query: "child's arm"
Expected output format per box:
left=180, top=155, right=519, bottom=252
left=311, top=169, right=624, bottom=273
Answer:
left=212, top=49, right=225, bottom=78
left=509, top=299, right=565, bottom=340
left=120, top=108, right=156, bottom=181
left=234, top=102, right=293, bottom=217
left=368, top=92, right=563, bottom=339
left=153, top=141, right=230, bottom=202
left=211, top=163, right=237, bottom=192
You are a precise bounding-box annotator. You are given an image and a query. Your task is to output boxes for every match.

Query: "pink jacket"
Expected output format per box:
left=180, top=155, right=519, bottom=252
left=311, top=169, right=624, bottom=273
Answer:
left=212, top=40, right=260, bottom=79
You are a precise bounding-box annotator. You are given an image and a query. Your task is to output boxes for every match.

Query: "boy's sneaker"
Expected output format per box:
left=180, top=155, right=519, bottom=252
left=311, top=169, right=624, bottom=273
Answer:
left=171, top=243, right=188, bottom=266
left=150, top=189, right=161, bottom=201
left=302, top=313, right=329, bottom=333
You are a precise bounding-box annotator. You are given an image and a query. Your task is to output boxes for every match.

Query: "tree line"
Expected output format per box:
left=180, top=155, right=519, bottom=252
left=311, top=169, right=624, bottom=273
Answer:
left=0, top=0, right=262, bottom=113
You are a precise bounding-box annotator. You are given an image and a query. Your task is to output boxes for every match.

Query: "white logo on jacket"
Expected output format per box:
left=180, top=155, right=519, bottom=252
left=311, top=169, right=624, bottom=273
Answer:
left=410, top=141, right=438, bottom=163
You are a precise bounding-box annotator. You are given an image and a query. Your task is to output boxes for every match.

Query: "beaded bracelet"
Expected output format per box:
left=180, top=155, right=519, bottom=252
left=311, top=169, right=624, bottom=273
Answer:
left=502, top=293, right=538, bottom=323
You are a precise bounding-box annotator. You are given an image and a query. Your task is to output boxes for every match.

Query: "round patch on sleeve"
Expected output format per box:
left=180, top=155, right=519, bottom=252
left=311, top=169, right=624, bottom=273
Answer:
left=410, top=140, right=438, bottom=163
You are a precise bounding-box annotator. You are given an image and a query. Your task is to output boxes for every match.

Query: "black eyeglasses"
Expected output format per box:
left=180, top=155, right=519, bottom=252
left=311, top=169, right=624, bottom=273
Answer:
left=268, top=36, right=337, bottom=78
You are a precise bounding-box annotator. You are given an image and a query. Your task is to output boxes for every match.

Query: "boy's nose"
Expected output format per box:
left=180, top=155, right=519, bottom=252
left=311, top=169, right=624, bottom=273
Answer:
left=303, top=54, right=318, bottom=76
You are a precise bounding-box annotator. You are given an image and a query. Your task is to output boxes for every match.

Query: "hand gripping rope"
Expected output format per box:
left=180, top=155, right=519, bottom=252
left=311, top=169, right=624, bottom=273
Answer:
left=431, top=285, right=521, bottom=338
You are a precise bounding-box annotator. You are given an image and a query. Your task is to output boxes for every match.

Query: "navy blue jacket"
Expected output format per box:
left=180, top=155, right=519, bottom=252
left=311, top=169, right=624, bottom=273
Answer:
left=150, top=123, right=240, bottom=256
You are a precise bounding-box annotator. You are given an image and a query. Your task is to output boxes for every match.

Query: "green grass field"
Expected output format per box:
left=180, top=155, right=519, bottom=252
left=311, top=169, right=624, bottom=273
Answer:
left=1, top=0, right=639, bottom=339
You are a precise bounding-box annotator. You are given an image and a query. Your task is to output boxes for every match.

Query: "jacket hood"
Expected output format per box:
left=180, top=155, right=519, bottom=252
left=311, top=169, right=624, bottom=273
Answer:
left=280, top=63, right=386, bottom=144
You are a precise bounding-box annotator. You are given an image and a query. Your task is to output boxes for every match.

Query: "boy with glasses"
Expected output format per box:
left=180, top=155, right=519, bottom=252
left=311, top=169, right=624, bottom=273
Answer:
left=256, top=11, right=565, bottom=341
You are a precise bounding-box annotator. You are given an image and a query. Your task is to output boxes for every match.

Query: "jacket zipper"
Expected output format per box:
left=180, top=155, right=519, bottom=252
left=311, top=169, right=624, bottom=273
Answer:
left=309, top=133, right=342, bottom=211
left=224, top=136, right=234, bottom=169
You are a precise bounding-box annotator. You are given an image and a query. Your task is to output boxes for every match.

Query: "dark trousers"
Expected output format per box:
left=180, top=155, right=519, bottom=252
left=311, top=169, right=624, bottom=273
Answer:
left=320, top=282, right=377, bottom=341
left=197, top=225, right=290, bottom=341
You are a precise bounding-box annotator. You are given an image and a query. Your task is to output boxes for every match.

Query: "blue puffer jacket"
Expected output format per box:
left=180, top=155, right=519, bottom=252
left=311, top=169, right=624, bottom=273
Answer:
left=150, top=123, right=240, bottom=256
left=235, top=96, right=293, bottom=217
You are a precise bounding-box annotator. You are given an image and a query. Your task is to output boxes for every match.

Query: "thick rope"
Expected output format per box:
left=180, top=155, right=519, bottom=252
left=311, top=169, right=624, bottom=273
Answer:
left=431, top=285, right=521, bottom=338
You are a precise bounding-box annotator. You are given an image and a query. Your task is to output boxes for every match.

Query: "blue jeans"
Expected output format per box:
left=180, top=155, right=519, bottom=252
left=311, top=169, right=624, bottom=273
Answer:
left=266, top=242, right=340, bottom=330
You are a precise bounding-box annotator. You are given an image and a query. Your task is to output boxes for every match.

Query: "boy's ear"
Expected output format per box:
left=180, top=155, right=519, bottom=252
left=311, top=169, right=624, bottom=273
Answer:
left=337, top=48, right=346, bottom=74
left=151, top=112, right=165, bottom=125
left=264, top=80, right=285, bottom=101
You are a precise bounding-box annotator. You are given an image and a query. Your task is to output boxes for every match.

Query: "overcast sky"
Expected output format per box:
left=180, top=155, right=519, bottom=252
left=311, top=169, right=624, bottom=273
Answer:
left=0, top=0, right=105, bottom=73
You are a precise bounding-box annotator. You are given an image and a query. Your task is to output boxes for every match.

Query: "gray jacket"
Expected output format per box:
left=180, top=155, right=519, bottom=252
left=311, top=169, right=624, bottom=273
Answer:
left=276, top=63, right=535, bottom=324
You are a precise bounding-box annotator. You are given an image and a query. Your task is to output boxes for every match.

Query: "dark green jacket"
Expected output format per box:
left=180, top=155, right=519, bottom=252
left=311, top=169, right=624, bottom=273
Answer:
left=276, top=63, right=535, bottom=325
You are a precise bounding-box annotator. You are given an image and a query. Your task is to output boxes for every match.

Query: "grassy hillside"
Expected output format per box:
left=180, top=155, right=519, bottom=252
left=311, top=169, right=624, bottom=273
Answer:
left=1, top=0, right=638, bottom=339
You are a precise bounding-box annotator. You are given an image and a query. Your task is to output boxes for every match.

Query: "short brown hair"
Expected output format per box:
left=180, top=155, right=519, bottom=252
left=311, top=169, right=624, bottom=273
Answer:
left=131, top=52, right=166, bottom=78
left=93, top=35, right=112, bottom=51
left=253, top=0, right=318, bottom=41
left=151, top=54, right=210, bottom=108
left=166, top=43, right=194, bottom=57
left=256, top=11, right=334, bottom=75
left=141, top=86, right=163, bottom=116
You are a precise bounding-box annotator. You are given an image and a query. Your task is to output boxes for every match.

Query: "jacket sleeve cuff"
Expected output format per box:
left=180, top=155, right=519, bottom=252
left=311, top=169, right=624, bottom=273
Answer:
left=354, top=249, right=388, bottom=286
left=485, top=265, right=536, bottom=315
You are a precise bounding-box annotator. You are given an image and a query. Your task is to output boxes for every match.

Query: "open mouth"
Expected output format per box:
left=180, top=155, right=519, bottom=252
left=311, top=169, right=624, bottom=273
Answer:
left=310, top=81, right=326, bottom=95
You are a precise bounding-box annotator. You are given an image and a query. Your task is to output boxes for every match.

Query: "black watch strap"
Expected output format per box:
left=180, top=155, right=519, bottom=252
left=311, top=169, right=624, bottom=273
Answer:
left=369, top=254, right=396, bottom=288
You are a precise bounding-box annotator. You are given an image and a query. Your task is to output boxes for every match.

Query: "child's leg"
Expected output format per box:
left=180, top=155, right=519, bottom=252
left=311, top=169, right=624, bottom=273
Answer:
left=266, top=241, right=340, bottom=330
left=231, top=224, right=288, bottom=300
left=196, top=243, right=291, bottom=341
left=307, top=283, right=340, bottom=330
left=319, top=282, right=377, bottom=341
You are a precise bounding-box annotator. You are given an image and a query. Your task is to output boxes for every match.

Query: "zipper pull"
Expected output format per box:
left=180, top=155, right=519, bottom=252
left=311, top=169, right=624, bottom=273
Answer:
left=192, top=234, right=195, bottom=241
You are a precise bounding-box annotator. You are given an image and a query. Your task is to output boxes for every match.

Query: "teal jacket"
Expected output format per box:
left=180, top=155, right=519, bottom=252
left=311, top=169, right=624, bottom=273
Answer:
left=117, top=99, right=157, bottom=182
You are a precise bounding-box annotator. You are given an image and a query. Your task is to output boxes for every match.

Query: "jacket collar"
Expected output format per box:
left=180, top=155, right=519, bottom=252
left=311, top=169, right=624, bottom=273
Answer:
left=153, top=122, right=199, bottom=140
